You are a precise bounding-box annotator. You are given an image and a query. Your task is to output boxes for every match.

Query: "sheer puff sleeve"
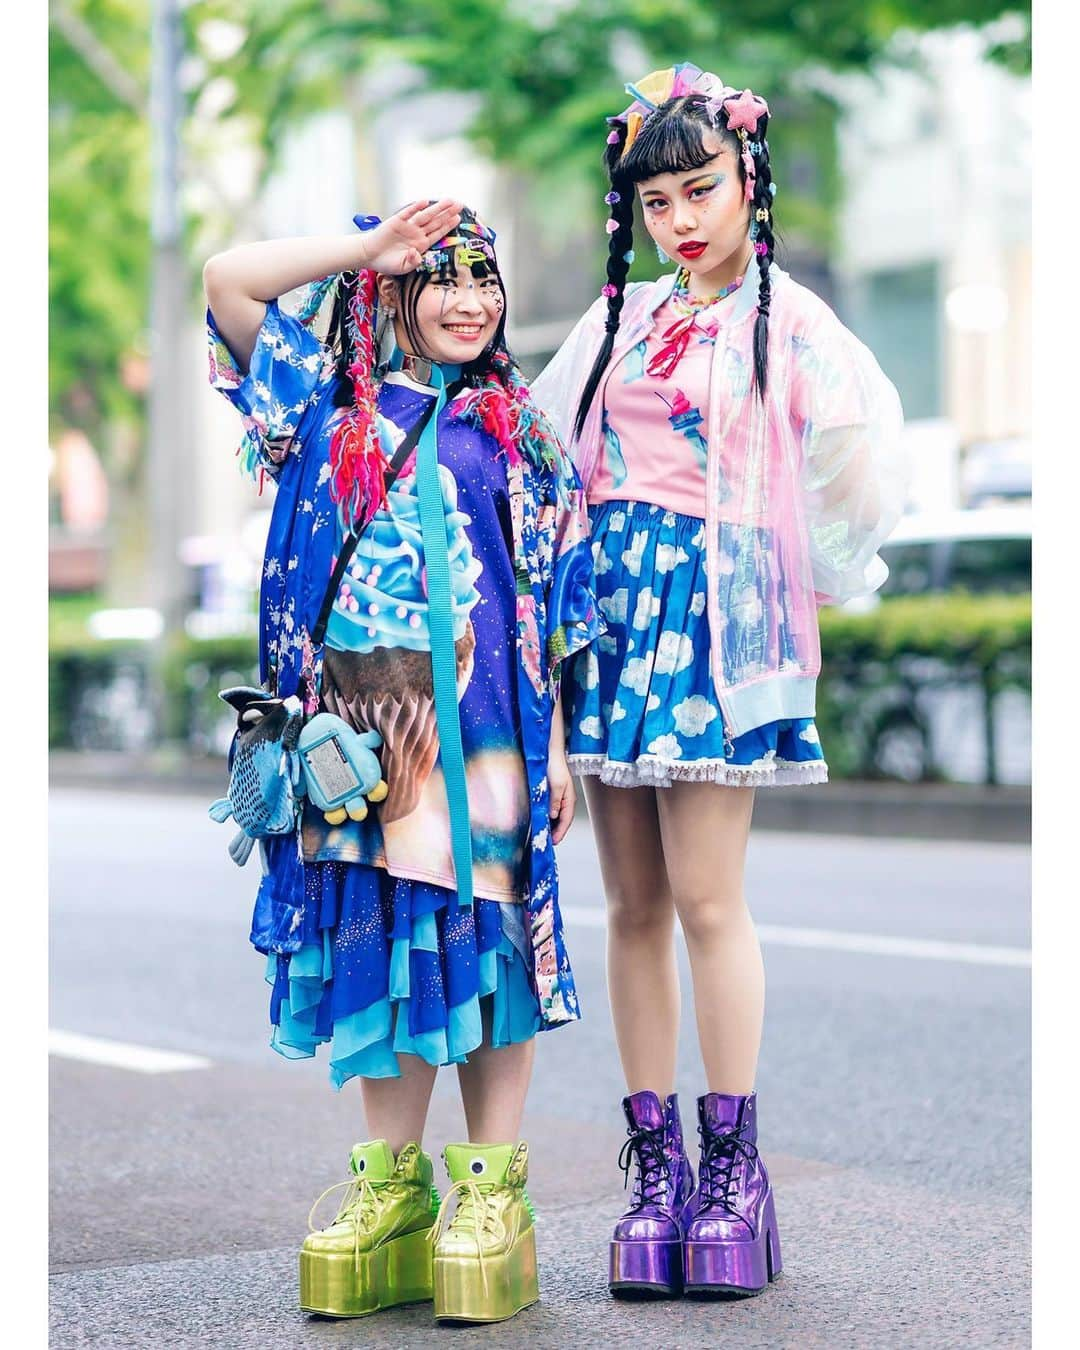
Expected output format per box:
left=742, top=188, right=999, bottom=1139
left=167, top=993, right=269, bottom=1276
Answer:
left=544, top=456, right=604, bottom=697
left=788, top=315, right=908, bottom=605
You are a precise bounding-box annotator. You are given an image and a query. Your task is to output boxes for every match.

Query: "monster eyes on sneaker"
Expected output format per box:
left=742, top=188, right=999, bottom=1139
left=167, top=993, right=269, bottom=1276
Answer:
left=469, top=1158, right=487, bottom=1176
left=356, top=1158, right=366, bottom=1173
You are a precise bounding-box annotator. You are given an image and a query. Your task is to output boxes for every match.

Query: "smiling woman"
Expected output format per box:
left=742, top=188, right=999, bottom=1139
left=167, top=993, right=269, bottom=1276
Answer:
left=202, top=200, right=602, bottom=1324
left=374, top=207, right=509, bottom=370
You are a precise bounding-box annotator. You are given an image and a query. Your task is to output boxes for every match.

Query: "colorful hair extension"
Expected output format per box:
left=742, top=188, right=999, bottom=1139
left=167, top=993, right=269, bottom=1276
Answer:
left=455, top=350, right=571, bottom=482
left=327, top=268, right=387, bottom=531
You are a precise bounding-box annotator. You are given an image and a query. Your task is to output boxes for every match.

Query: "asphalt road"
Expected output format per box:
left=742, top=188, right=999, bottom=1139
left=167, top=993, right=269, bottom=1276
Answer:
left=49, top=788, right=1031, bottom=1348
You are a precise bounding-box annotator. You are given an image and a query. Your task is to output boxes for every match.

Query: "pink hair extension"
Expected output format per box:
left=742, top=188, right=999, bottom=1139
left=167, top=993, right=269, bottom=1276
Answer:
left=328, top=270, right=387, bottom=530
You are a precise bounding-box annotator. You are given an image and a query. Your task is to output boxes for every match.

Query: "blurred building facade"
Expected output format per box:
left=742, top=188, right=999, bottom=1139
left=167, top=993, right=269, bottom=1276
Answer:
left=833, top=27, right=1031, bottom=510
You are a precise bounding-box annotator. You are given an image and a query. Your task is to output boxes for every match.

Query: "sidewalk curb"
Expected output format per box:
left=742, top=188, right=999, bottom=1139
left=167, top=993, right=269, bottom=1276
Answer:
left=49, top=751, right=1030, bottom=843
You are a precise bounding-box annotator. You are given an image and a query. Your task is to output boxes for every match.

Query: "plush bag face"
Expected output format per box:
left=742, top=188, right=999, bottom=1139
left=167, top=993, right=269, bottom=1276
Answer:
left=224, top=696, right=303, bottom=836
left=298, top=729, right=363, bottom=809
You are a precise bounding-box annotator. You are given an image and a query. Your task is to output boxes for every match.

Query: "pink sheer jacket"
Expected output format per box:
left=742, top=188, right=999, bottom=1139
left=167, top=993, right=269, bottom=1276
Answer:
left=531, top=266, right=907, bottom=738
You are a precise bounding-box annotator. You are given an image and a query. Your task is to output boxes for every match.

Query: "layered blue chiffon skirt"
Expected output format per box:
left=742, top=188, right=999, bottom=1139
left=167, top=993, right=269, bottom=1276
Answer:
left=264, top=858, right=540, bottom=1089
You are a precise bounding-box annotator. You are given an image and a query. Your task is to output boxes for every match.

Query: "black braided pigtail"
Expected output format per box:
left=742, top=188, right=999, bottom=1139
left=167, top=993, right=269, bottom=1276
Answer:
left=572, top=125, right=635, bottom=441
left=330, top=270, right=360, bottom=407
left=744, top=118, right=775, bottom=399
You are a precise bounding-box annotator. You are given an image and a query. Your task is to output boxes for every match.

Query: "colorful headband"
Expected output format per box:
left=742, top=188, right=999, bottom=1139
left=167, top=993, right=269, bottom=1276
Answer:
left=348, top=210, right=497, bottom=277
left=419, top=217, right=498, bottom=275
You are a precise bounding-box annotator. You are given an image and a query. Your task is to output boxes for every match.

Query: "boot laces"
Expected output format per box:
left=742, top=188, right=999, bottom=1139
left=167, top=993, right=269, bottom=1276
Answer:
left=698, top=1126, right=759, bottom=1218
left=433, top=1179, right=505, bottom=1298
left=308, top=1162, right=413, bottom=1270
left=618, top=1124, right=668, bottom=1209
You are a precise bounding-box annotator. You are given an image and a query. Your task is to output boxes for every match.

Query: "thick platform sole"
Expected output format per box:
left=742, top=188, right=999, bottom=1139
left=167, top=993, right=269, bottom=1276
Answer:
left=299, top=1225, right=434, bottom=1318
left=683, top=1193, right=782, bottom=1298
left=434, top=1225, right=540, bottom=1323
left=609, top=1237, right=683, bottom=1298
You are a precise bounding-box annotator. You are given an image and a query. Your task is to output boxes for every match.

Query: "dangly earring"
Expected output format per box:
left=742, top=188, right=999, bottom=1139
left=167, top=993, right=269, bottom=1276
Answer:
left=655, top=242, right=670, bottom=264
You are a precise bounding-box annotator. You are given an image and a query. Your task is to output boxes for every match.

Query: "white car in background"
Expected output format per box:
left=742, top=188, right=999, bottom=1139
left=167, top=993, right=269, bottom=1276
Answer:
left=837, top=505, right=1031, bottom=785
left=845, top=505, right=1031, bottom=611
left=877, top=504, right=1031, bottom=600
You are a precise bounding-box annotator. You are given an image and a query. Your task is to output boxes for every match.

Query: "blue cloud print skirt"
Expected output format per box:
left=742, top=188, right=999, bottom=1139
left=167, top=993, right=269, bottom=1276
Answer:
left=566, top=500, right=828, bottom=789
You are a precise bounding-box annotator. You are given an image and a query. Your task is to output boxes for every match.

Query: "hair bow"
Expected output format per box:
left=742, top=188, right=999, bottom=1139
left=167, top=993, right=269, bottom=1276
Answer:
left=609, top=63, right=737, bottom=158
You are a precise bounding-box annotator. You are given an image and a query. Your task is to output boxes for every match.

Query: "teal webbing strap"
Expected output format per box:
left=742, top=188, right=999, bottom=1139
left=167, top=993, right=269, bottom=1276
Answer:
left=412, top=365, right=474, bottom=909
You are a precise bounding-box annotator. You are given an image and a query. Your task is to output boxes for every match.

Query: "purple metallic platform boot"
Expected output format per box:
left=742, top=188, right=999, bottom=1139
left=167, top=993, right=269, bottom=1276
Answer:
left=609, top=1090, right=695, bottom=1298
left=683, top=1092, right=782, bottom=1297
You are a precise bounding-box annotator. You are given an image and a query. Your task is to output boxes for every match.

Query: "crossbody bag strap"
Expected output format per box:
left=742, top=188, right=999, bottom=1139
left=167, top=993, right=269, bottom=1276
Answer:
left=310, top=383, right=463, bottom=648
left=413, top=369, right=475, bottom=911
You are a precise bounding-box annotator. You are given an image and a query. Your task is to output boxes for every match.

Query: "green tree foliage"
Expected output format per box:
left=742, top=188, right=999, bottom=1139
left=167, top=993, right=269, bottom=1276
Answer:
left=51, top=0, right=1031, bottom=444
left=50, top=0, right=152, bottom=442
left=190, top=0, right=1029, bottom=271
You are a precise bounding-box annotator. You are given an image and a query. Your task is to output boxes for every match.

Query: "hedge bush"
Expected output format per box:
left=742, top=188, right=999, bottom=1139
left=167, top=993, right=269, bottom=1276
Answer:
left=49, top=593, right=1031, bottom=780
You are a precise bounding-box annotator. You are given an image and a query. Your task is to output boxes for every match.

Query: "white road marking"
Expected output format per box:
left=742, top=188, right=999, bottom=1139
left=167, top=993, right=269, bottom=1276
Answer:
left=48, top=1030, right=212, bottom=1074
left=560, top=907, right=1030, bottom=968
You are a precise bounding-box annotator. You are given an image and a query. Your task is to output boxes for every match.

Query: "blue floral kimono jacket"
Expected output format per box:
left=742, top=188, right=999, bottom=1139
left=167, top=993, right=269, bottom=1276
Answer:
left=207, top=300, right=601, bottom=1029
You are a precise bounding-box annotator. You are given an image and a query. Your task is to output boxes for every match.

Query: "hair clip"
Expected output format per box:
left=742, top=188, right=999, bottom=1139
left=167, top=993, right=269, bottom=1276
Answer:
left=769, top=183, right=778, bottom=197
left=607, top=129, right=621, bottom=144
left=723, top=89, right=769, bottom=135
left=755, top=207, right=770, bottom=222
left=754, top=240, right=769, bottom=255
left=602, top=283, right=618, bottom=298
left=605, top=219, right=620, bottom=234
left=624, top=250, right=635, bottom=264
left=454, top=242, right=489, bottom=267
left=605, top=191, right=621, bottom=205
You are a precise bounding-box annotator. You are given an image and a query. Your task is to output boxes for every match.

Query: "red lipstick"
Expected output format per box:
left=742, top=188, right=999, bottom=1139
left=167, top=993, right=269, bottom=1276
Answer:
left=677, top=241, right=707, bottom=259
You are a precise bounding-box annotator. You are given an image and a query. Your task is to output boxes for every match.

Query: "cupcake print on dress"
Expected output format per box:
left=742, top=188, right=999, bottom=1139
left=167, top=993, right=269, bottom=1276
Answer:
left=322, top=461, right=482, bottom=822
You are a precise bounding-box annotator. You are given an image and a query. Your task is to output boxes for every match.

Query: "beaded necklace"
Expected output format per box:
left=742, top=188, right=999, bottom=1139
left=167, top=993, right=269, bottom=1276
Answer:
left=669, top=266, right=745, bottom=315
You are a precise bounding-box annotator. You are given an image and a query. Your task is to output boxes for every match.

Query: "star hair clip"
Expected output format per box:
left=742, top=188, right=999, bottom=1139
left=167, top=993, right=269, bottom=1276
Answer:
left=722, top=88, right=770, bottom=135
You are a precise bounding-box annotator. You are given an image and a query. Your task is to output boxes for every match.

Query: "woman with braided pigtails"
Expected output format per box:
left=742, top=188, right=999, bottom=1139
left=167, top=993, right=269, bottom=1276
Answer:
left=533, top=64, right=908, bottom=1300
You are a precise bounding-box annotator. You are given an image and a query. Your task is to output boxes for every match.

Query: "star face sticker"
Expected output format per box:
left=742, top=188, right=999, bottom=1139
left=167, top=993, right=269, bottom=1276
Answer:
left=723, top=88, right=769, bottom=134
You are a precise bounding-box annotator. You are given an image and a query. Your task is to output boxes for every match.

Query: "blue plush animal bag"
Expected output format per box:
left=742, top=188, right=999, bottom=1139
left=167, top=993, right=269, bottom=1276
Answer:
left=209, top=687, right=305, bottom=865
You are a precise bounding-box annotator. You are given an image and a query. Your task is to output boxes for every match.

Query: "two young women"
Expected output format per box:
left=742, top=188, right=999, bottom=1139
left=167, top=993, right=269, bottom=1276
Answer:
left=205, top=62, right=904, bottom=1326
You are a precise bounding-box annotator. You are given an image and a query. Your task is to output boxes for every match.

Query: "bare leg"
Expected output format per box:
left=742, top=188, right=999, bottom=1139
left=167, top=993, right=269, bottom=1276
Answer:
left=359, top=1053, right=439, bottom=1154
left=584, top=779, right=679, bottom=1098
left=655, top=782, right=760, bottom=1093
left=457, top=1006, right=536, bottom=1142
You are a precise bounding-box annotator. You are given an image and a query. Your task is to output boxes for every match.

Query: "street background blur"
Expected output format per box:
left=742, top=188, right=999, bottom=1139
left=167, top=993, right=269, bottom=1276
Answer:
left=49, top=0, right=1033, bottom=798
left=48, top=5, right=1033, bottom=1347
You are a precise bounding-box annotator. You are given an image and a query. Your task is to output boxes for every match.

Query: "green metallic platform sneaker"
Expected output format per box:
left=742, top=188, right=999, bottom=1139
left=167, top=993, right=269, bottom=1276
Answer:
left=299, top=1140, right=439, bottom=1318
left=433, top=1141, right=540, bottom=1324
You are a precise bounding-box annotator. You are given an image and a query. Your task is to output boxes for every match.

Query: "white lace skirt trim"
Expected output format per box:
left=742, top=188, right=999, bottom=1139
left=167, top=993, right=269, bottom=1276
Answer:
left=567, top=753, right=829, bottom=790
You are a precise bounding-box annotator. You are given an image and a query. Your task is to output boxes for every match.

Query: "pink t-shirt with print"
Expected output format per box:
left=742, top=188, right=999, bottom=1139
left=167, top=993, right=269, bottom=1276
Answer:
left=589, top=289, right=741, bottom=519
